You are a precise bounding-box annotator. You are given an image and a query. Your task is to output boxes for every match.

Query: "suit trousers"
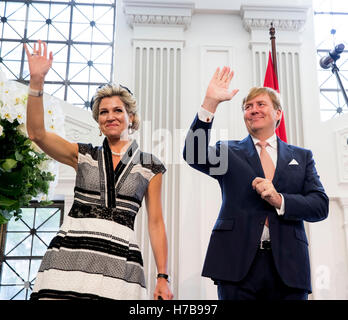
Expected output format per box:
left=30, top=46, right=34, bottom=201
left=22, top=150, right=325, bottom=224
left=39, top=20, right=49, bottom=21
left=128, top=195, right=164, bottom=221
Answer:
left=216, top=249, right=308, bottom=300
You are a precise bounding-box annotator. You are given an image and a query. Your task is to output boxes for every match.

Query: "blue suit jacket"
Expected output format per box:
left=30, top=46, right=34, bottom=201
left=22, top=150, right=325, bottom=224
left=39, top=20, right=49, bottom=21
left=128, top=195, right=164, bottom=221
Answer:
left=183, top=115, right=329, bottom=292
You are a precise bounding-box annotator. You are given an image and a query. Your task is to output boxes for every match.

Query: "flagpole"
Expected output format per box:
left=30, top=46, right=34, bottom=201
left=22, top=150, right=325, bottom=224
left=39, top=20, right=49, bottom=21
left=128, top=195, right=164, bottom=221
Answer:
left=269, top=22, right=278, bottom=80
left=267, top=22, right=288, bottom=143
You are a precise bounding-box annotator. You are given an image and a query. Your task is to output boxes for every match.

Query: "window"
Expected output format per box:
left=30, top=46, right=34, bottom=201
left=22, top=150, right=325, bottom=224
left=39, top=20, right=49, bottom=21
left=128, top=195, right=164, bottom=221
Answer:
left=313, top=0, right=348, bottom=121
left=0, top=0, right=116, bottom=109
left=0, top=201, right=64, bottom=300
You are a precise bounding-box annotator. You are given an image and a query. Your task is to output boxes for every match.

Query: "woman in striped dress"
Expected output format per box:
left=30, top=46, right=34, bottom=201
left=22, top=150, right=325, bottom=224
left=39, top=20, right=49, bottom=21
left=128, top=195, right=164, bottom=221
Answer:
left=25, top=40, right=173, bottom=300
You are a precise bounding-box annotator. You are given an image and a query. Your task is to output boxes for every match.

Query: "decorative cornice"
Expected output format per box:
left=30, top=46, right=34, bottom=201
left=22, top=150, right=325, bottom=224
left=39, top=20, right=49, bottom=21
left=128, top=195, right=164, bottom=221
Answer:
left=240, top=5, right=308, bottom=33
left=123, top=1, right=194, bottom=30
left=126, top=14, right=192, bottom=29
left=242, top=18, right=306, bottom=32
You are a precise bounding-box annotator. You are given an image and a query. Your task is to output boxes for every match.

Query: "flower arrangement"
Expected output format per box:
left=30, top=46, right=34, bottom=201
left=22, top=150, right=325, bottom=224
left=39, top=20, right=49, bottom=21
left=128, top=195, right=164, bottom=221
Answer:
left=0, top=70, right=62, bottom=224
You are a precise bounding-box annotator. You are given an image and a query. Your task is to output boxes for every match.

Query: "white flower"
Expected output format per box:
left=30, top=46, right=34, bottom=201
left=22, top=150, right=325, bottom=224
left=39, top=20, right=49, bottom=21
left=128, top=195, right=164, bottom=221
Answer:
left=28, top=151, right=36, bottom=158
left=14, top=104, right=26, bottom=124
left=0, top=105, right=16, bottom=123
left=44, top=97, right=65, bottom=138
left=0, top=72, right=64, bottom=208
left=46, top=105, right=55, bottom=117
left=31, top=141, right=43, bottom=153
left=1, top=89, right=13, bottom=108
left=34, top=193, right=48, bottom=202
left=17, top=123, right=28, bottom=137
left=16, top=113, right=25, bottom=124
left=0, top=78, right=27, bottom=122
left=38, top=160, right=50, bottom=172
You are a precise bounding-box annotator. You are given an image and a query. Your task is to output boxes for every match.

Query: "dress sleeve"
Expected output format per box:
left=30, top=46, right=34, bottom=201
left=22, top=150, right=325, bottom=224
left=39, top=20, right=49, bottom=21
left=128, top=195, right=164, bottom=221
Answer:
left=77, top=143, right=99, bottom=161
left=141, top=152, right=167, bottom=177
left=151, top=154, right=166, bottom=175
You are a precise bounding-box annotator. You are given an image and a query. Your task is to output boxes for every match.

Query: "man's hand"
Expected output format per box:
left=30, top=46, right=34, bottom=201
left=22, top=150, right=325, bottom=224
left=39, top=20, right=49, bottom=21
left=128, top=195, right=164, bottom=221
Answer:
left=252, top=177, right=282, bottom=208
left=202, top=66, right=239, bottom=113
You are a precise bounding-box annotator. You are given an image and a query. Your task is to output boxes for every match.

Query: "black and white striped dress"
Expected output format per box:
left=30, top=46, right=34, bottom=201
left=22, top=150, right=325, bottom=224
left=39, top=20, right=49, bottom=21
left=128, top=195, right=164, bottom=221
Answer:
left=31, top=139, right=166, bottom=300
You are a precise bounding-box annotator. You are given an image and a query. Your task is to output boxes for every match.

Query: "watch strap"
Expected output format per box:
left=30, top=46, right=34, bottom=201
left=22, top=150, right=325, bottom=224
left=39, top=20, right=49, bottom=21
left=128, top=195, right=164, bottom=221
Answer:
left=157, top=273, right=170, bottom=283
left=28, top=87, right=43, bottom=97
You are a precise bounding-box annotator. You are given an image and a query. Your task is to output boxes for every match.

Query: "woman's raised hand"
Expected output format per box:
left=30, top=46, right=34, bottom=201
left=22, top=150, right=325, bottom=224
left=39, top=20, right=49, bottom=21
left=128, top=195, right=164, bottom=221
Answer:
left=24, top=40, right=53, bottom=83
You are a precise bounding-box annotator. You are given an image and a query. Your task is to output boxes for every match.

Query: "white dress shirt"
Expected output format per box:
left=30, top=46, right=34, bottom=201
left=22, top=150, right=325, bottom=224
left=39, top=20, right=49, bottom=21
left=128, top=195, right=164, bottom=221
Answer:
left=197, top=106, right=285, bottom=242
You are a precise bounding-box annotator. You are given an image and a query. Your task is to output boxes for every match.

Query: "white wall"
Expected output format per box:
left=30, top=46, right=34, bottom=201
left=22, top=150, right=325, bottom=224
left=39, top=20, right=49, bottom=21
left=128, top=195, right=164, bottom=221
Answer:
left=299, top=5, right=348, bottom=300
left=53, top=0, right=348, bottom=300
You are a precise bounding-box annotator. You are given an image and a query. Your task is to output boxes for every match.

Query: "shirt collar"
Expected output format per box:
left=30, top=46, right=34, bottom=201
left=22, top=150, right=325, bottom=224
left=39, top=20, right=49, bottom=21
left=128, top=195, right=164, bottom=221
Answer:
left=251, top=133, right=277, bottom=149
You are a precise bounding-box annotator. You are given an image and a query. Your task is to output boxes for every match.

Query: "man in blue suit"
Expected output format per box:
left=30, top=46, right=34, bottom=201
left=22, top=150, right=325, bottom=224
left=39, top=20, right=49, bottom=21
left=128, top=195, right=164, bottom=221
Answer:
left=183, top=67, right=329, bottom=300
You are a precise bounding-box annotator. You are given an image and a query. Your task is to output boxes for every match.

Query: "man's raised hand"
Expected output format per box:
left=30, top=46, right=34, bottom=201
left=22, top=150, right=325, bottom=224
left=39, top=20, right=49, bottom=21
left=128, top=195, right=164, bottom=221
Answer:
left=202, top=66, right=239, bottom=113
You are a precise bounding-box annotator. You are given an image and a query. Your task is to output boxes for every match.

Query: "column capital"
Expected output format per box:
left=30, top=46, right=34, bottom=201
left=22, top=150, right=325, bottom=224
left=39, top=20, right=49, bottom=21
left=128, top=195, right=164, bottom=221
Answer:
left=240, top=5, right=309, bottom=33
left=123, top=0, right=194, bottom=30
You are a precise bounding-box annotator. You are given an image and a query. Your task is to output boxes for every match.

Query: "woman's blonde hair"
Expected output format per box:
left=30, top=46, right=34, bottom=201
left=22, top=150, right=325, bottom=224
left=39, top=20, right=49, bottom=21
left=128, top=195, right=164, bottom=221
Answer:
left=91, top=83, right=140, bottom=132
left=242, top=87, right=282, bottom=128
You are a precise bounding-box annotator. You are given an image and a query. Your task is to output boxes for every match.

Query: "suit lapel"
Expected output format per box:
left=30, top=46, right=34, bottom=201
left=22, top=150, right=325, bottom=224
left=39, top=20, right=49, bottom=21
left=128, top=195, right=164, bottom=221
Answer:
left=272, top=137, right=293, bottom=187
left=239, top=135, right=293, bottom=184
left=239, top=135, right=265, bottom=178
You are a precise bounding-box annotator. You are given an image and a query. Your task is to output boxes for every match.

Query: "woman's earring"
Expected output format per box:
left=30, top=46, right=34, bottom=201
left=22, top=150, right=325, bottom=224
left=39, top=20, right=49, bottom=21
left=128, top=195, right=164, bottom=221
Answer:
left=99, top=129, right=103, bottom=136
left=128, top=123, right=133, bottom=135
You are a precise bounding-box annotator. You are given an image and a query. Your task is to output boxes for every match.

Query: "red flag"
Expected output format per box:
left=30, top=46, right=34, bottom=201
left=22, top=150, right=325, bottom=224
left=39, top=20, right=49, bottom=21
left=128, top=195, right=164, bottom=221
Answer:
left=264, top=52, right=287, bottom=143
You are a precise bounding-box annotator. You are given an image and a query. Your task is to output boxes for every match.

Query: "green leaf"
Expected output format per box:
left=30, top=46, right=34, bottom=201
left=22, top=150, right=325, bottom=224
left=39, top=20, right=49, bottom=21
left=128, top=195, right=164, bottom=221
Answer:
left=0, top=208, right=15, bottom=224
left=0, top=171, right=25, bottom=185
left=0, top=185, right=24, bottom=197
left=0, top=195, right=18, bottom=208
left=23, top=139, right=32, bottom=146
left=0, top=214, right=10, bottom=224
left=15, top=151, right=24, bottom=161
left=0, top=120, right=56, bottom=223
left=39, top=200, right=53, bottom=206
left=1, top=158, right=18, bottom=171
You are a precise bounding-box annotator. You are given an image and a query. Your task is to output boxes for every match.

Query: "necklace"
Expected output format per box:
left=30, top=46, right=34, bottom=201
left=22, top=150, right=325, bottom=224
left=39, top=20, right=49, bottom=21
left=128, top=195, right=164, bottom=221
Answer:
left=111, top=150, right=125, bottom=157
left=110, top=140, right=131, bottom=157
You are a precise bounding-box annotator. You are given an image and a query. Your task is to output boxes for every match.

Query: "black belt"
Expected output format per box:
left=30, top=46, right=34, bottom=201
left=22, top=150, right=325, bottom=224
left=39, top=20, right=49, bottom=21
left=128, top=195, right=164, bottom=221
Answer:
left=259, top=240, right=271, bottom=250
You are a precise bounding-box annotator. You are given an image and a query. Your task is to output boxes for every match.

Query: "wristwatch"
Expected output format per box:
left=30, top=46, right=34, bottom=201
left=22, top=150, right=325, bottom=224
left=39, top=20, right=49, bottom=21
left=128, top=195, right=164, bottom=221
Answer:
left=157, top=273, right=170, bottom=283
left=28, top=87, right=43, bottom=97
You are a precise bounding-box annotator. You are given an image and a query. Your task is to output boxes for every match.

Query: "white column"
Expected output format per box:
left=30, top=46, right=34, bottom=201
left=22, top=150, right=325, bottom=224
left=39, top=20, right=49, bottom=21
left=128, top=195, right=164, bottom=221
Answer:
left=335, top=127, right=348, bottom=184
left=240, top=4, right=308, bottom=147
left=338, top=198, right=348, bottom=258
left=123, top=0, right=194, bottom=299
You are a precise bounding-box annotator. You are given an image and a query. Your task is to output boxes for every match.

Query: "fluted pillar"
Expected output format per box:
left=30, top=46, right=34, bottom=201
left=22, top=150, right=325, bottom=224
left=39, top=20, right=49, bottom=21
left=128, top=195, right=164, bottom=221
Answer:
left=123, top=0, right=194, bottom=298
left=241, top=4, right=309, bottom=147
